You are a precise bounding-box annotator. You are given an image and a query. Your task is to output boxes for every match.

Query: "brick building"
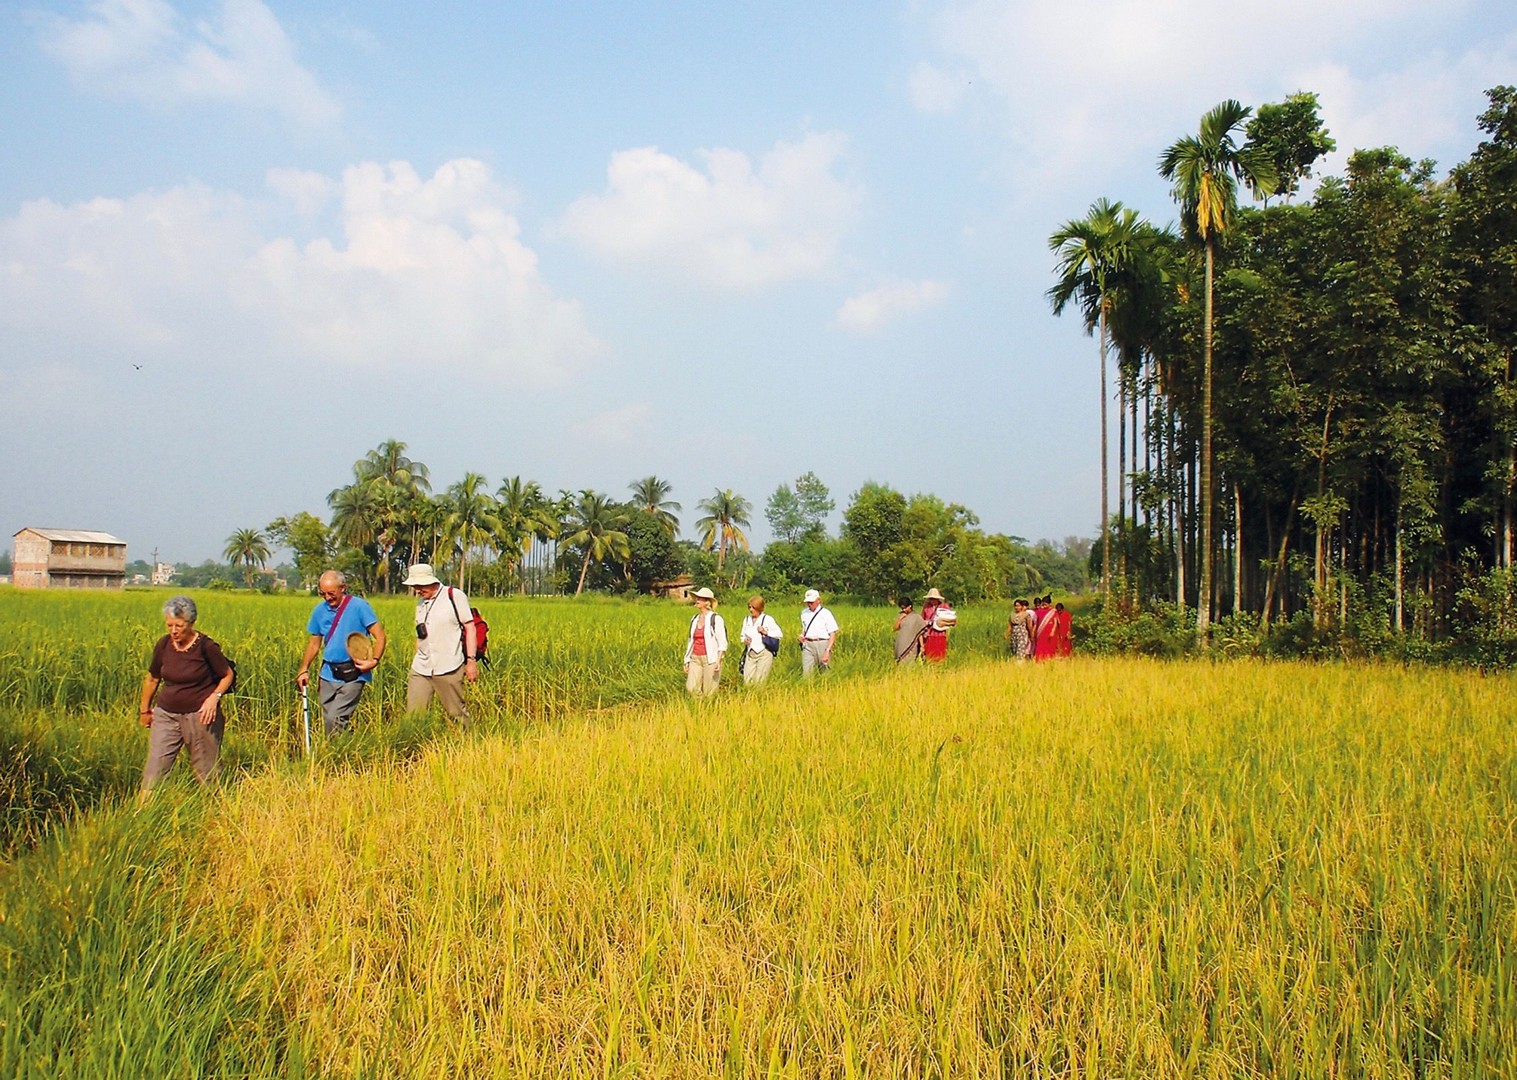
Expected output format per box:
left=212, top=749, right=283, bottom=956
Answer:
left=12, top=528, right=128, bottom=589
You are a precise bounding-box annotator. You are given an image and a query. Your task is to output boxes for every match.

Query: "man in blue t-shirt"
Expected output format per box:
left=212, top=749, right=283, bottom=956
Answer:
left=296, top=570, right=386, bottom=735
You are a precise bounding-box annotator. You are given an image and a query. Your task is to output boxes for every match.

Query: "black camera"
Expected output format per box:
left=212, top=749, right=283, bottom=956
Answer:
left=415, top=623, right=428, bottom=640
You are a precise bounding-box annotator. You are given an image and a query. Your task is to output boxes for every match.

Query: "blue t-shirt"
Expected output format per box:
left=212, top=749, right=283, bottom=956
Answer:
left=306, top=596, right=380, bottom=683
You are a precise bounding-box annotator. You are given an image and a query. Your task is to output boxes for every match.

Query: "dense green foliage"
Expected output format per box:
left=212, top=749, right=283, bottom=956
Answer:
left=1056, top=87, right=1517, bottom=652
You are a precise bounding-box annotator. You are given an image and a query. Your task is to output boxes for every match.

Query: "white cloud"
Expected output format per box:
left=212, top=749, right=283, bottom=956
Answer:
left=568, top=402, right=655, bottom=446
left=559, top=132, right=864, bottom=290
left=834, top=280, right=951, bottom=334
left=911, top=0, right=1512, bottom=192
left=0, top=159, right=605, bottom=386
left=41, top=0, right=341, bottom=125
left=909, top=61, right=969, bottom=114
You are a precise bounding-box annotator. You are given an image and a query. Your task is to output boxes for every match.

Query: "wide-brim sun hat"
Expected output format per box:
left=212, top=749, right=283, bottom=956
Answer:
left=345, top=632, right=374, bottom=662
left=925, top=587, right=945, bottom=601
left=401, top=563, right=441, bottom=587
left=691, top=587, right=717, bottom=600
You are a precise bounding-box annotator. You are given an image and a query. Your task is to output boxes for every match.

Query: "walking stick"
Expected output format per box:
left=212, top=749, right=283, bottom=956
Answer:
left=299, top=682, right=311, bottom=757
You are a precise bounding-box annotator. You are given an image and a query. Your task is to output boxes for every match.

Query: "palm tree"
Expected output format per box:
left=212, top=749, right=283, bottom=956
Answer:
left=442, top=473, right=499, bottom=594
left=1159, top=99, right=1277, bottom=642
left=356, top=440, right=431, bottom=591
left=628, top=475, right=682, bottom=536
left=695, top=489, right=752, bottom=570
left=496, top=476, right=557, bottom=594
left=562, top=491, right=631, bottom=595
left=328, top=480, right=381, bottom=551
left=223, top=527, right=271, bottom=589
left=1048, top=198, right=1154, bottom=592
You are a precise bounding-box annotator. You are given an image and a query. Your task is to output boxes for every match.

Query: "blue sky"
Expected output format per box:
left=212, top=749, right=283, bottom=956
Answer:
left=2, top=0, right=1512, bottom=564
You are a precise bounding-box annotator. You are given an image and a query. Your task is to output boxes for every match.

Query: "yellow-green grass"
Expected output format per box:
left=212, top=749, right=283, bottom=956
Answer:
left=5, top=656, right=1513, bottom=1076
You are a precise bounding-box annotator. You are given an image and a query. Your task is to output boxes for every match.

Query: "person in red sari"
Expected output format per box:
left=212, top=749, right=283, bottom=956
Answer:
left=1054, top=602, right=1073, bottom=657
left=920, top=587, right=952, bottom=662
left=1031, top=595, right=1059, bottom=661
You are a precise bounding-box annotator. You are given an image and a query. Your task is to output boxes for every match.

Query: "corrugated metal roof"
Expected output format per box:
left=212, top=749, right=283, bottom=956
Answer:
left=15, top=528, right=127, bottom=545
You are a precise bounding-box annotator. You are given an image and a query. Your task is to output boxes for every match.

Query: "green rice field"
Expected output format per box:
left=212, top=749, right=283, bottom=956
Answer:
left=0, top=587, right=1514, bottom=1077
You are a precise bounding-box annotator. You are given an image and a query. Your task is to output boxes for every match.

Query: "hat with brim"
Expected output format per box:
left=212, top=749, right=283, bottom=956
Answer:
left=345, top=632, right=374, bottom=662
left=691, top=587, right=716, bottom=600
left=401, top=563, right=441, bottom=587
left=804, top=589, right=821, bottom=603
left=925, top=587, right=945, bottom=601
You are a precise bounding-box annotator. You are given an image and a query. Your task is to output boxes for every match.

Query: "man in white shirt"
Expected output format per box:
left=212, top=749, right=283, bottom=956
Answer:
left=797, top=588, right=839, bottom=677
left=402, top=562, right=479, bottom=723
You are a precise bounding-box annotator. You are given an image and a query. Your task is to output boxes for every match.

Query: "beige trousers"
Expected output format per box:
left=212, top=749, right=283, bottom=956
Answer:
left=685, top=654, right=721, bottom=696
left=742, top=648, right=774, bottom=685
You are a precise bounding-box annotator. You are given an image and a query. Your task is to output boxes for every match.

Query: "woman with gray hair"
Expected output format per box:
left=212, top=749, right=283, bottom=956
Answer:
left=138, top=595, right=235, bottom=792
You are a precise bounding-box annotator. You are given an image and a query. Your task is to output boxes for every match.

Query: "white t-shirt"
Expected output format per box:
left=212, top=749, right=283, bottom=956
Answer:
left=800, top=605, right=839, bottom=640
left=412, top=585, right=473, bottom=675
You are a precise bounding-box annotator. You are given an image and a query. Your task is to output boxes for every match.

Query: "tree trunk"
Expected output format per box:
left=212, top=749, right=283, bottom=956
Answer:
left=1261, top=488, right=1299, bottom=631
left=1233, top=482, right=1243, bottom=618
left=1198, top=239, right=1215, bottom=645
left=1118, top=357, right=1127, bottom=586
left=1395, top=499, right=1405, bottom=632
left=1099, top=304, right=1111, bottom=593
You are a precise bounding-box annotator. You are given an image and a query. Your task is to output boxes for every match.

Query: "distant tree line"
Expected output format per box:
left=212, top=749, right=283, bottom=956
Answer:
left=1050, top=87, right=1517, bottom=660
left=216, top=442, right=1089, bottom=603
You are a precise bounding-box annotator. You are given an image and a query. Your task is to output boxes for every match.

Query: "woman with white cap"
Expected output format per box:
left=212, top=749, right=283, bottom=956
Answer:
left=921, top=587, right=955, bottom=663
left=682, top=587, right=728, bottom=696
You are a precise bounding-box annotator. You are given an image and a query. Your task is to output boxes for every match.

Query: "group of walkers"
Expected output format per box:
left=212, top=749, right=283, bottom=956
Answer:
left=682, top=587, right=840, bottom=696
left=138, top=562, right=477, bottom=795
left=1006, top=595, right=1073, bottom=660
left=137, top=567, right=1074, bottom=790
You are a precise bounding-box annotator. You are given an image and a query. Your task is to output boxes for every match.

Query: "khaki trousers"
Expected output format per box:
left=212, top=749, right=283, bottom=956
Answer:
left=685, top=654, right=721, bottom=696
left=141, top=706, right=224, bottom=789
left=742, top=648, right=774, bottom=685
left=407, top=665, right=470, bottom=721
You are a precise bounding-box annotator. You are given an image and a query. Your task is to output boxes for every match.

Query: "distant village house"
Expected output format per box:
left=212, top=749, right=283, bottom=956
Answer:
left=12, top=528, right=127, bottom=590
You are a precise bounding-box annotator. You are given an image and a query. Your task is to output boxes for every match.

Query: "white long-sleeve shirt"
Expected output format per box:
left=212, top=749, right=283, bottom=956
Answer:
left=683, top=611, right=728, bottom=663
left=738, top=612, right=783, bottom=653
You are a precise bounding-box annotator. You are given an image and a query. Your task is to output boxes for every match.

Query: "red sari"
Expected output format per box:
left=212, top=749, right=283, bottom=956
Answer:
left=1055, top=607, right=1073, bottom=657
left=921, top=601, right=948, bottom=661
left=1031, top=604, right=1058, bottom=661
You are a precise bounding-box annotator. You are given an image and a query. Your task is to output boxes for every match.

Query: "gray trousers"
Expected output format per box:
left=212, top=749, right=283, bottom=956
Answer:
left=319, top=678, right=367, bottom=735
left=801, top=639, right=831, bottom=677
left=141, top=706, right=224, bottom=789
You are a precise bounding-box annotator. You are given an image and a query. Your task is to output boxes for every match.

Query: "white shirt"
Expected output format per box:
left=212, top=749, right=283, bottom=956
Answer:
left=683, top=610, right=728, bottom=664
left=412, top=585, right=473, bottom=675
left=800, top=604, right=839, bottom=640
left=739, top=613, right=783, bottom=653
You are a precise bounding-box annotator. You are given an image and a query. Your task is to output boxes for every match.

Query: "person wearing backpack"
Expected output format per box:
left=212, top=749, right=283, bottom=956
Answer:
left=402, top=563, right=479, bottom=724
left=682, top=587, right=728, bottom=696
left=296, top=570, right=386, bottom=736
left=138, top=595, right=235, bottom=793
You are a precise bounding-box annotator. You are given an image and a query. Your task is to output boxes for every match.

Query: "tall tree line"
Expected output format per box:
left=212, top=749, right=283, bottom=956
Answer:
left=1051, top=87, right=1517, bottom=644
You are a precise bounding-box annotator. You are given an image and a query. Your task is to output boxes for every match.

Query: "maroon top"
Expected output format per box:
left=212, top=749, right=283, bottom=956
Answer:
left=149, top=634, right=231, bottom=713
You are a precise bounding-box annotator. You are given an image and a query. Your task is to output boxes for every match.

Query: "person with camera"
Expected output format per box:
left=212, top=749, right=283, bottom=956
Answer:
left=296, top=570, right=386, bottom=735
left=402, top=562, right=479, bottom=723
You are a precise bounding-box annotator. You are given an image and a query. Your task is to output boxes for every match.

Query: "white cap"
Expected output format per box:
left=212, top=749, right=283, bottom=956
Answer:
left=803, top=589, right=821, bottom=603
left=401, top=563, right=441, bottom=586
